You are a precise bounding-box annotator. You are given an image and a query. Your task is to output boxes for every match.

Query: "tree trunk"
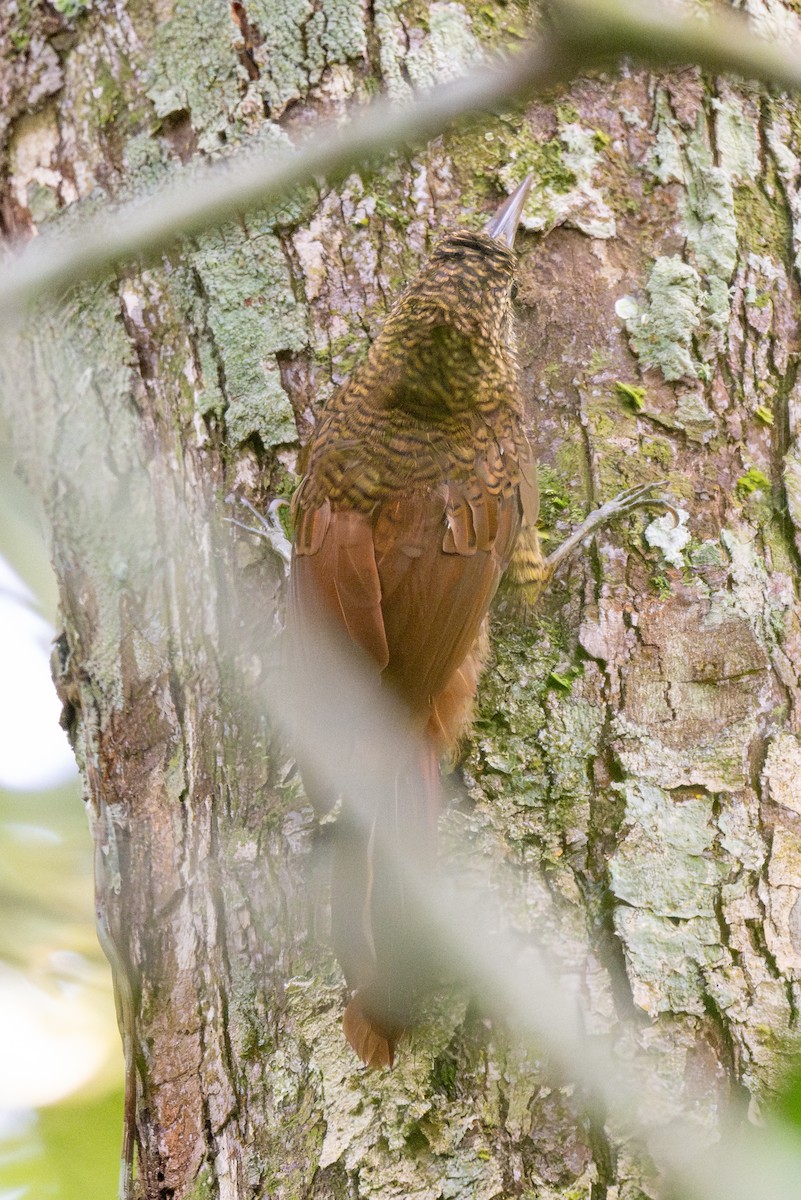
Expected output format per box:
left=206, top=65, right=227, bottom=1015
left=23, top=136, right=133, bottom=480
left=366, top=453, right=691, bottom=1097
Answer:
left=4, top=0, right=801, bottom=1196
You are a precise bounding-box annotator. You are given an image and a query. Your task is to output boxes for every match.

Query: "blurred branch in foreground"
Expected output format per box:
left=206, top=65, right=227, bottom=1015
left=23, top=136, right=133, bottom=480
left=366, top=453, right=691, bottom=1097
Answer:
left=3, top=0, right=801, bottom=320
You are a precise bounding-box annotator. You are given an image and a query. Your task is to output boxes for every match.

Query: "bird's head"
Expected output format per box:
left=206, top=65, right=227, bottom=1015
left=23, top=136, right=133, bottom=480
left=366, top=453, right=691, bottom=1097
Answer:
left=368, top=177, right=532, bottom=417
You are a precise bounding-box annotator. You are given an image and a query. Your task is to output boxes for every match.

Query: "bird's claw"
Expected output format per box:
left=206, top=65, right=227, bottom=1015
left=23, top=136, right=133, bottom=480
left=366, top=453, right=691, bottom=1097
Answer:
left=596, top=480, right=680, bottom=527
left=544, top=480, right=680, bottom=576
left=225, top=496, right=292, bottom=567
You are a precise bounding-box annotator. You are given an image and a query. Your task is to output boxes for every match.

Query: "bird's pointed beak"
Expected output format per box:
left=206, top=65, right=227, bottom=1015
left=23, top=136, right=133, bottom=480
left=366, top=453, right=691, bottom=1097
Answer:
left=484, top=175, right=533, bottom=248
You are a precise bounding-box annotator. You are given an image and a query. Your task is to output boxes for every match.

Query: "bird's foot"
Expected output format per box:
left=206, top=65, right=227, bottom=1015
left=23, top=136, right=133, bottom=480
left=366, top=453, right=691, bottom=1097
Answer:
left=545, top=480, right=679, bottom=576
left=225, top=496, right=292, bottom=568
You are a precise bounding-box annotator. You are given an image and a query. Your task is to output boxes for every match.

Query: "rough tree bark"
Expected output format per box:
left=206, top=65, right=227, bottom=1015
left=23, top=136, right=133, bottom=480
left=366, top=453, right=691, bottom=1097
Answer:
left=3, top=0, right=801, bottom=1197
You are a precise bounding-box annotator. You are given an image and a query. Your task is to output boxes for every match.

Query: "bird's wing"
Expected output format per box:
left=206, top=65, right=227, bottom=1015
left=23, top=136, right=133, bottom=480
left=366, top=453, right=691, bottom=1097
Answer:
left=291, top=491, right=390, bottom=670
left=372, top=462, right=521, bottom=715
left=291, top=447, right=523, bottom=708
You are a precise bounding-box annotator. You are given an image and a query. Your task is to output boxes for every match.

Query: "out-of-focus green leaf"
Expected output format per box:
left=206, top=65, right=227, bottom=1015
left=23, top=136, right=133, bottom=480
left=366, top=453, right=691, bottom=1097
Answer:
left=0, top=784, right=96, bottom=973
left=775, top=1065, right=801, bottom=1130
left=0, top=1088, right=123, bottom=1200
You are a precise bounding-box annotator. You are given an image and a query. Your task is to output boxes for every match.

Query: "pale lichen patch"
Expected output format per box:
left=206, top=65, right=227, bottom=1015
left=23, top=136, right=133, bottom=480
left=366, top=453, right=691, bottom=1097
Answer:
left=674, top=389, right=718, bottom=442
left=720, top=527, right=794, bottom=647
left=645, top=88, right=685, bottom=185
left=145, top=0, right=244, bottom=150
left=713, top=86, right=761, bottom=183
left=763, top=827, right=801, bottom=975
left=247, top=0, right=367, bottom=117
left=645, top=508, right=691, bottom=569
left=611, top=782, right=720, bottom=915
left=375, top=0, right=482, bottom=102
left=682, top=134, right=738, bottom=363
left=610, top=782, right=725, bottom=1017
left=405, top=2, right=483, bottom=90
left=615, top=907, right=722, bottom=1016
left=636, top=92, right=742, bottom=386
left=762, top=732, right=801, bottom=815
left=717, top=794, right=765, bottom=872
left=744, top=0, right=801, bottom=45
left=8, top=107, right=63, bottom=219
left=624, top=256, right=702, bottom=382
left=765, top=104, right=801, bottom=276
left=188, top=215, right=308, bottom=446
left=684, top=144, right=738, bottom=280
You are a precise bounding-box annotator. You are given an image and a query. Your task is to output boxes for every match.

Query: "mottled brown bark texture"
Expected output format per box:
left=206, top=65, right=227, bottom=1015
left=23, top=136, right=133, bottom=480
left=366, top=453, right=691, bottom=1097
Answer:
left=3, top=0, right=801, bottom=1197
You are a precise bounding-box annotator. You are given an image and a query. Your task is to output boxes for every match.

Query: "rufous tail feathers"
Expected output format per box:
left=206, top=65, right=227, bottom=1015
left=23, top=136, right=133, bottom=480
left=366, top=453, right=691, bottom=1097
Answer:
left=333, top=744, right=440, bottom=1068
left=343, top=994, right=403, bottom=1069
